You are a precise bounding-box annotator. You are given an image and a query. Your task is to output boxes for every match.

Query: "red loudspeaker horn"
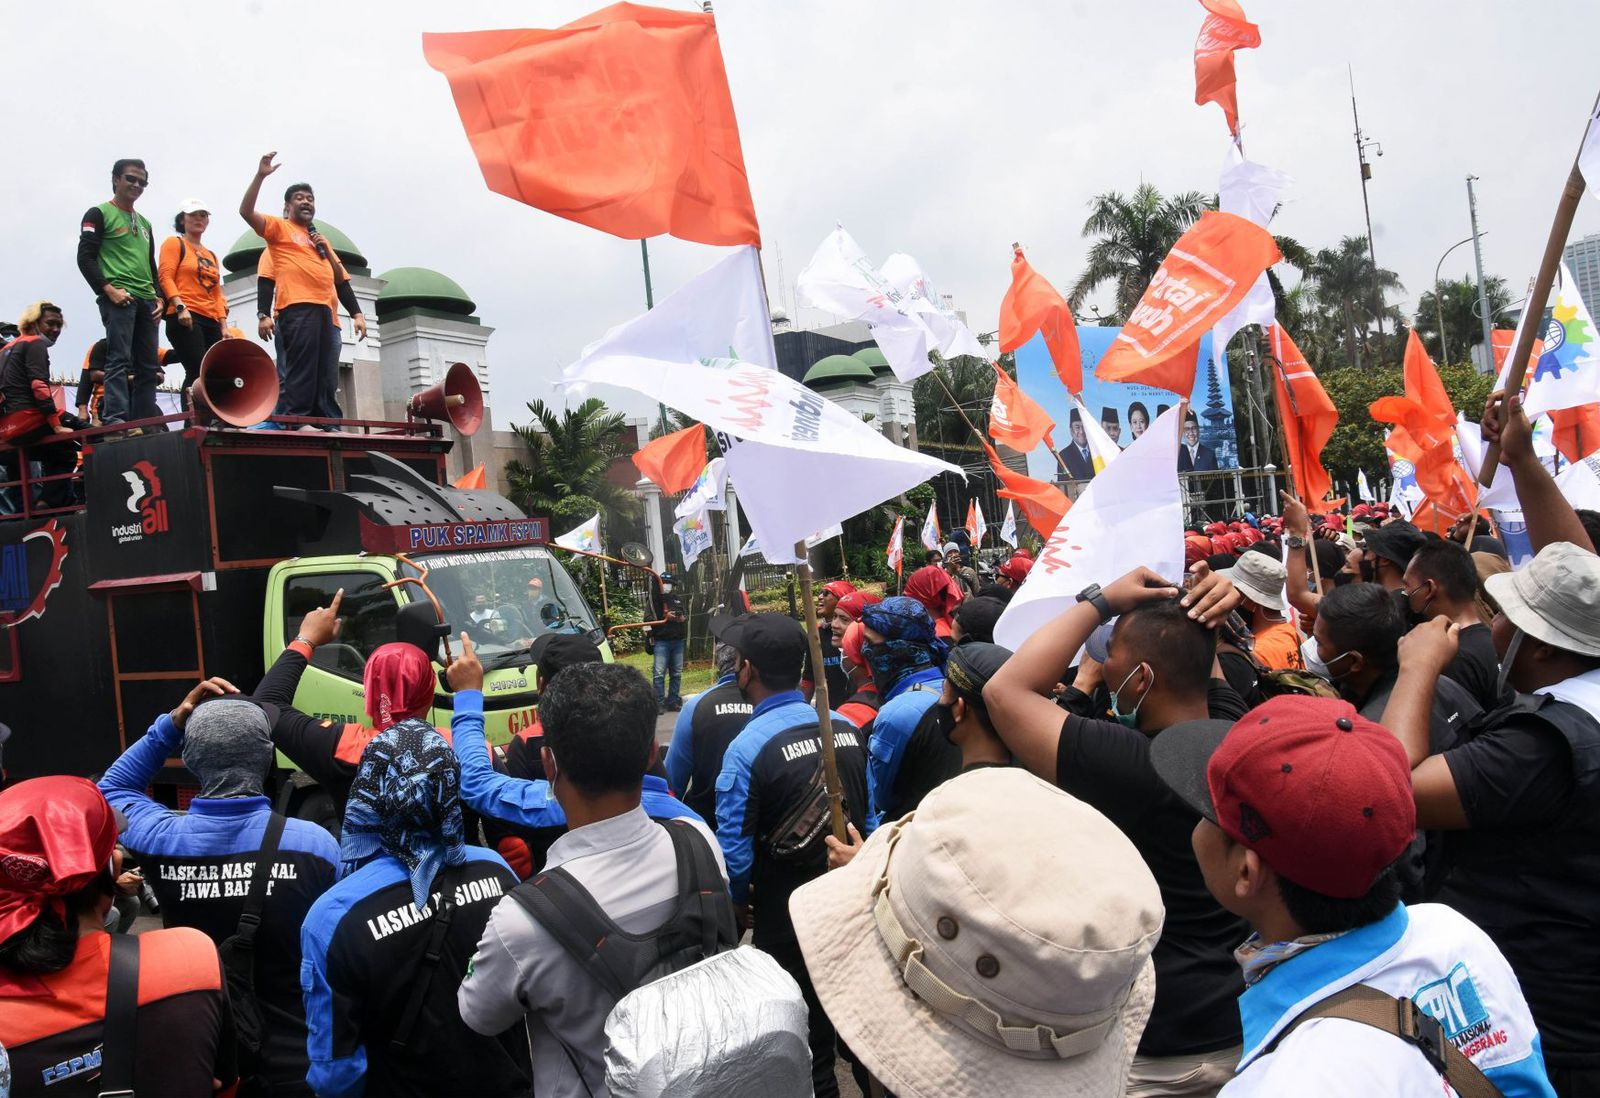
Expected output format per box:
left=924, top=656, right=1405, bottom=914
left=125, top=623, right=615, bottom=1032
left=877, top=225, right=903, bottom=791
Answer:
left=409, top=361, right=483, bottom=436
left=193, top=340, right=279, bottom=427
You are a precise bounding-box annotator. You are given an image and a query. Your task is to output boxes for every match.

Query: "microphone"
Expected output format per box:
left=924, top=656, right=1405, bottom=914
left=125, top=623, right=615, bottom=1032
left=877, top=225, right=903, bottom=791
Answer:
left=307, top=220, right=329, bottom=259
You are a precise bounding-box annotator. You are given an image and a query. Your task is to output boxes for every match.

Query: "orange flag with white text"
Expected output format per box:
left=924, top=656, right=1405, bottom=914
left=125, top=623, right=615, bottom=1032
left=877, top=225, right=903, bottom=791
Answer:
left=999, top=245, right=1083, bottom=393
left=988, top=362, right=1055, bottom=452
left=633, top=422, right=708, bottom=495
left=982, top=439, right=1070, bottom=539
left=1095, top=211, right=1280, bottom=397
left=1267, top=325, right=1339, bottom=511
left=422, top=4, right=760, bottom=247
left=1194, top=0, right=1260, bottom=137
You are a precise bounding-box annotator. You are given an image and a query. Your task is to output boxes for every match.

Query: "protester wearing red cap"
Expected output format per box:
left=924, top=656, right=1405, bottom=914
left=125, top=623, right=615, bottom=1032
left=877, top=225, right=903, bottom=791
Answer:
left=1150, top=696, right=1553, bottom=1096
left=0, top=777, right=238, bottom=1095
left=903, top=564, right=963, bottom=638
left=802, top=578, right=856, bottom=705
left=833, top=620, right=882, bottom=732
left=996, top=553, right=1033, bottom=592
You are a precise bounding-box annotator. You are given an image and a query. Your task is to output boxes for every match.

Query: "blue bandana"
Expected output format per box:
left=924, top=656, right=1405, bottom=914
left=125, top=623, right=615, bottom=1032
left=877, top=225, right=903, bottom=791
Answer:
left=860, top=596, right=949, bottom=692
left=341, top=718, right=467, bottom=911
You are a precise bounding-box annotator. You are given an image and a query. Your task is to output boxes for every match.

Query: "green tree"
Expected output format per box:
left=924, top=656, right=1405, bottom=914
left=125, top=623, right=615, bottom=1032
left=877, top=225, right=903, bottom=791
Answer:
left=1307, top=236, right=1405, bottom=370
left=1316, top=363, right=1493, bottom=488
left=1413, top=276, right=1513, bottom=366
left=504, top=398, right=640, bottom=532
left=1067, top=184, right=1210, bottom=320
left=913, top=354, right=996, bottom=446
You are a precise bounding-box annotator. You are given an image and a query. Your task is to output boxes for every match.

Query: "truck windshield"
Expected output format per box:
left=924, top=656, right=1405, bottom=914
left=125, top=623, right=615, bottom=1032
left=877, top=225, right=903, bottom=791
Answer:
left=408, top=547, right=602, bottom=671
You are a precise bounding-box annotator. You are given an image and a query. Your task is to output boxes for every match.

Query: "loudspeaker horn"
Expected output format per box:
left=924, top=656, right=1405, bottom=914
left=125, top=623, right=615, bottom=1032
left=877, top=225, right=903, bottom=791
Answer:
left=193, top=339, right=279, bottom=427
left=409, top=361, right=483, bottom=436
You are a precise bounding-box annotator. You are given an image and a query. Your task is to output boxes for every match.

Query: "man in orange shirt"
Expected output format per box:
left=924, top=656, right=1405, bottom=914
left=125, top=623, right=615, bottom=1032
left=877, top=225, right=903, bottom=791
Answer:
left=1218, top=548, right=1303, bottom=671
left=239, top=153, right=367, bottom=426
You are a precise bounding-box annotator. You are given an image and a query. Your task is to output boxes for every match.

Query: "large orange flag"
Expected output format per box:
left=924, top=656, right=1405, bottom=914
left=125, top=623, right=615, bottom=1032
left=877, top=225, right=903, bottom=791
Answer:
left=982, top=440, right=1070, bottom=539
left=1095, top=211, right=1281, bottom=397
left=422, top=4, right=760, bottom=247
left=1402, top=329, right=1456, bottom=426
left=999, top=245, right=1082, bottom=393
left=988, top=362, right=1055, bottom=452
left=1551, top=406, right=1600, bottom=463
left=1267, top=325, right=1339, bottom=511
left=1194, top=0, right=1261, bottom=137
left=633, top=422, right=707, bottom=495
left=1370, top=334, right=1476, bottom=521
left=453, top=463, right=487, bottom=490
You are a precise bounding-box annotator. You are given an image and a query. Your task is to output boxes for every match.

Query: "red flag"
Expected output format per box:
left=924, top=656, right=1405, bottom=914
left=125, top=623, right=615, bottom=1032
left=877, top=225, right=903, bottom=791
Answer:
left=633, top=422, right=707, bottom=494
left=1551, top=406, right=1600, bottom=463
left=988, top=362, right=1055, bottom=452
left=1194, top=0, right=1260, bottom=137
left=1267, top=326, right=1339, bottom=510
left=1095, top=212, right=1281, bottom=397
left=422, top=4, right=760, bottom=247
left=999, top=245, right=1082, bottom=393
left=982, top=439, right=1070, bottom=539
left=452, top=463, right=487, bottom=490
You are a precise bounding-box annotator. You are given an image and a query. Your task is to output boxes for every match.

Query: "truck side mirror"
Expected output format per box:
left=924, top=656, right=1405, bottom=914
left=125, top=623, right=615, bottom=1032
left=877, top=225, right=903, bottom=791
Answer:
left=396, top=600, right=451, bottom=664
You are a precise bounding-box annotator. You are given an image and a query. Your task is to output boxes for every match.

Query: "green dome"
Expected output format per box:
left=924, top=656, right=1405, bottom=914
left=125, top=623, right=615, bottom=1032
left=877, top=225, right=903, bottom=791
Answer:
left=375, top=267, right=476, bottom=318
left=222, top=220, right=367, bottom=273
left=852, top=346, right=892, bottom=374
left=803, top=354, right=875, bottom=388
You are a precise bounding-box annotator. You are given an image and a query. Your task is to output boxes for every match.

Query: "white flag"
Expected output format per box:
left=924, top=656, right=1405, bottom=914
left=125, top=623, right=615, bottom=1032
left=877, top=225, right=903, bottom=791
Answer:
left=563, top=246, right=959, bottom=556
left=879, top=252, right=989, bottom=362
left=966, top=499, right=987, bottom=546
left=887, top=515, right=905, bottom=574
left=920, top=503, right=941, bottom=552
left=1557, top=451, right=1600, bottom=511
left=553, top=511, right=601, bottom=554
left=806, top=524, right=844, bottom=549
left=1356, top=468, right=1375, bottom=504
left=1075, top=396, right=1123, bottom=473
left=999, top=501, right=1018, bottom=548
left=1454, top=415, right=1522, bottom=512
left=1494, top=262, right=1600, bottom=417
left=1581, top=101, right=1600, bottom=203
left=994, top=406, right=1185, bottom=651
left=673, top=508, right=715, bottom=569
left=739, top=532, right=802, bottom=565
left=739, top=532, right=763, bottom=558
left=1212, top=143, right=1291, bottom=353
left=675, top=457, right=728, bottom=518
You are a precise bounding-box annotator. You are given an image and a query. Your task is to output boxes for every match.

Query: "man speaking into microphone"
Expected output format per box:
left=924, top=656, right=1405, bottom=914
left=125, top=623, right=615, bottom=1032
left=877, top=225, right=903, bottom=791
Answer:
left=239, top=152, right=367, bottom=426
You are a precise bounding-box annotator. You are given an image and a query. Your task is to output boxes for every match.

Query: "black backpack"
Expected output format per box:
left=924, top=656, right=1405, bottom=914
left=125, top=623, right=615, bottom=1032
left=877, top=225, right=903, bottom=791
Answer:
left=214, top=812, right=285, bottom=1084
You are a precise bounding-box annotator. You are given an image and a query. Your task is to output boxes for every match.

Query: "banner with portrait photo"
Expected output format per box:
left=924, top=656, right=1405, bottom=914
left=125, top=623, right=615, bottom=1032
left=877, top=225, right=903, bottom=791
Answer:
left=1014, top=326, right=1238, bottom=480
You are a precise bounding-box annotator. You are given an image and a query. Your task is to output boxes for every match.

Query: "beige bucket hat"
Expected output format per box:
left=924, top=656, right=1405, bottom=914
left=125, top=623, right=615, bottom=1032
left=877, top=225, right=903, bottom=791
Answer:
left=1217, top=550, right=1286, bottom=612
left=1486, top=540, right=1600, bottom=657
left=789, top=768, right=1164, bottom=1098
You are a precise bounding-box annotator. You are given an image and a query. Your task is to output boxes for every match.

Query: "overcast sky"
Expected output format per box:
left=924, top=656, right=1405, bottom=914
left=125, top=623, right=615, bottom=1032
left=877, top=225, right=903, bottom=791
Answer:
left=9, top=0, right=1600, bottom=425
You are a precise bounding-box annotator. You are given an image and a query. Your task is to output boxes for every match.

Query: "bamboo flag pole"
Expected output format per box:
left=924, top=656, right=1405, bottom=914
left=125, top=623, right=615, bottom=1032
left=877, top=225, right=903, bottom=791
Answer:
left=1480, top=87, right=1600, bottom=487
left=793, top=540, right=847, bottom=841
left=1264, top=347, right=1323, bottom=596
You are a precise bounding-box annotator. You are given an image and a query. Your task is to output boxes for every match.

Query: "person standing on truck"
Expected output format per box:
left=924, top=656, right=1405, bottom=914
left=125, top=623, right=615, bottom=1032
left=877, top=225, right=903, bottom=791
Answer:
left=238, top=153, right=368, bottom=424
left=158, top=199, right=231, bottom=410
left=77, top=158, right=164, bottom=431
left=98, top=669, right=341, bottom=1095
left=0, top=302, right=79, bottom=511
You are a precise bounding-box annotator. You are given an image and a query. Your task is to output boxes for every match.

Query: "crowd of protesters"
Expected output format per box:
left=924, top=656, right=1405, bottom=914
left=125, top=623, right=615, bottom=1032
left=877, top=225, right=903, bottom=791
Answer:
left=1, top=394, right=1598, bottom=1097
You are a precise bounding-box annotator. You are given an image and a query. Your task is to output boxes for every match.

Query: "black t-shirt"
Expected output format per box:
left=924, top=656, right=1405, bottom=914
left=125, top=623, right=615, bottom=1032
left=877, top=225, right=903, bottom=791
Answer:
left=802, top=625, right=851, bottom=706
left=1052, top=681, right=1249, bottom=1057
left=890, top=703, right=963, bottom=817
left=681, top=680, right=754, bottom=822
left=1443, top=623, right=1504, bottom=711
left=649, top=587, right=687, bottom=640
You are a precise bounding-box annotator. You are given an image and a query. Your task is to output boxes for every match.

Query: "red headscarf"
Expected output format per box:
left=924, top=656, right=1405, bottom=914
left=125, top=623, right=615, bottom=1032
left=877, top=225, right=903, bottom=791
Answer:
left=0, top=777, right=118, bottom=981
left=841, top=620, right=869, bottom=671
left=904, top=565, right=963, bottom=636
left=835, top=590, right=882, bottom=623
left=364, top=643, right=436, bottom=729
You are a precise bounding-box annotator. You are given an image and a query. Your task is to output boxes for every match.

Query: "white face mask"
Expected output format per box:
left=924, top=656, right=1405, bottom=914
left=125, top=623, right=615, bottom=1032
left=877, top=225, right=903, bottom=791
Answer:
left=1301, top=635, right=1329, bottom=678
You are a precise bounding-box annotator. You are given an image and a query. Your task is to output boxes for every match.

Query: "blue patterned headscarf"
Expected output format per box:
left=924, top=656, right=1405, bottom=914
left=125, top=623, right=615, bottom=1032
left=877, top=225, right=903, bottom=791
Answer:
left=860, top=596, right=949, bottom=693
left=341, top=719, right=467, bottom=911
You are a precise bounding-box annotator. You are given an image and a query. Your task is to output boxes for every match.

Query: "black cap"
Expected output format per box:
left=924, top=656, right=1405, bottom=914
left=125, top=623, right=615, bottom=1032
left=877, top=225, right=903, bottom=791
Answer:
left=1101, top=407, right=1120, bottom=424
left=712, top=612, right=807, bottom=678
left=1363, top=520, right=1425, bottom=569
left=528, top=634, right=603, bottom=686
left=944, top=641, right=1013, bottom=700
left=1147, top=719, right=1235, bottom=823
left=952, top=597, right=1005, bottom=644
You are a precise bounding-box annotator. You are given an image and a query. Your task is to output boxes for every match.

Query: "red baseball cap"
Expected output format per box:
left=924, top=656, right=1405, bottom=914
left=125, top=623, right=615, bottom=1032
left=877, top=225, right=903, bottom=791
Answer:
left=821, top=580, right=857, bottom=600
left=997, top=555, right=1033, bottom=583
left=1149, top=696, right=1415, bottom=899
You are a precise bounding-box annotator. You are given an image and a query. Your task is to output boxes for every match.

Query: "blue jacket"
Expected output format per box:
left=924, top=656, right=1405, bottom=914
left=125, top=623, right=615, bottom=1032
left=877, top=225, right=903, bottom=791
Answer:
left=866, top=666, right=945, bottom=818
left=664, top=673, right=739, bottom=794
left=451, top=689, right=703, bottom=829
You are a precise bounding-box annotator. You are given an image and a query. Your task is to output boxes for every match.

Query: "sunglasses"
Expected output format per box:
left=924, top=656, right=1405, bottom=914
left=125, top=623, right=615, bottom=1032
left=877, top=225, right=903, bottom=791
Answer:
left=122, top=175, right=149, bottom=187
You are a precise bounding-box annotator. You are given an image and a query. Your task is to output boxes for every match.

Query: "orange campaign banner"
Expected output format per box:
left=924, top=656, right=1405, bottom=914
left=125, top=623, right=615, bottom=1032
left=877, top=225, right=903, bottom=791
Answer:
left=982, top=439, right=1070, bottom=539
left=1267, top=325, right=1340, bottom=511
left=988, top=362, right=1056, bottom=453
left=999, top=245, right=1083, bottom=394
left=1194, top=0, right=1261, bottom=136
left=422, top=3, right=761, bottom=247
left=633, top=422, right=708, bottom=495
left=1095, top=211, right=1280, bottom=397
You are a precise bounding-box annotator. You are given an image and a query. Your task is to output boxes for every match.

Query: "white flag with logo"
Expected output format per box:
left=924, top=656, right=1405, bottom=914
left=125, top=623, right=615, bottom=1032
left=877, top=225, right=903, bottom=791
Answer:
left=564, top=246, right=959, bottom=555
left=675, top=457, right=728, bottom=518
left=920, top=503, right=941, bottom=552
left=673, top=507, right=715, bottom=569
left=1356, top=468, right=1375, bottom=504
left=1494, top=262, right=1600, bottom=417
left=999, top=501, right=1018, bottom=548
left=887, top=514, right=905, bottom=573
left=994, top=406, right=1185, bottom=651
left=553, top=512, right=601, bottom=554
left=1212, top=143, right=1290, bottom=353
left=1075, top=396, right=1123, bottom=473
left=879, top=252, right=989, bottom=362
left=739, top=532, right=802, bottom=565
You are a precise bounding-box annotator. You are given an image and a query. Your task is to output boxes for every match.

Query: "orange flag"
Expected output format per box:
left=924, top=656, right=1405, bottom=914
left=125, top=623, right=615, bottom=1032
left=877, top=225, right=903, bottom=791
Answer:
left=1267, top=326, right=1340, bottom=511
left=999, top=245, right=1082, bottom=393
left=453, top=463, right=487, bottom=490
left=633, top=422, right=707, bottom=495
left=1490, top=328, right=1545, bottom=378
left=1194, top=0, right=1260, bottom=136
left=982, top=439, right=1070, bottom=539
left=1551, top=406, right=1600, bottom=463
left=1402, top=329, right=1456, bottom=426
left=1095, top=211, right=1281, bottom=397
left=1370, top=344, right=1477, bottom=525
left=422, top=4, right=760, bottom=248
left=988, top=362, right=1055, bottom=452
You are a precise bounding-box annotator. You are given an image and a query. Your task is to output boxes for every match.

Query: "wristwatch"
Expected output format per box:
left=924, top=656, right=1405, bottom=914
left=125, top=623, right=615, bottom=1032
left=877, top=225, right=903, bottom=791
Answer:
left=1287, top=535, right=1309, bottom=550
left=1076, top=583, right=1112, bottom=622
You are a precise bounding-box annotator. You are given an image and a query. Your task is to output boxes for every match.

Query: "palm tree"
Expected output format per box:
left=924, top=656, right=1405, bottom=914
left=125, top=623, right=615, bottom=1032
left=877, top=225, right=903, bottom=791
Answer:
left=504, top=398, right=640, bottom=528
left=1308, top=235, right=1404, bottom=369
left=1068, top=184, right=1210, bottom=320
left=913, top=355, right=996, bottom=449
left=1414, top=275, right=1512, bottom=365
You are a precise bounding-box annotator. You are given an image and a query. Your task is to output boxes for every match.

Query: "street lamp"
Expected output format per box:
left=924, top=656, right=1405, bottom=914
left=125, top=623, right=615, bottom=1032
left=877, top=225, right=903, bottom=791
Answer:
left=1350, top=68, right=1386, bottom=342
left=1433, top=232, right=1487, bottom=365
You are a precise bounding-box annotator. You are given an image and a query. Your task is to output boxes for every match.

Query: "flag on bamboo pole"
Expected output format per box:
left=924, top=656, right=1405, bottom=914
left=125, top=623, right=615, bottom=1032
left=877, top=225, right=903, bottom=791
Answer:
left=981, top=439, right=1071, bottom=540
left=673, top=507, right=714, bottom=568
left=920, top=503, right=941, bottom=552
left=1267, top=325, right=1340, bottom=511
left=988, top=361, right=1055, bottom=452
left=1095, top=211, right=1281, bottom=396
left=1213, top=142, right=1290, bottom=352
left=422, top=3, right=760, bottom=247
left=1357, top=468, right=1375, bottom=504
left=452, top=463, right=487, bottom=490
left=999, top=245, right=1082, bottom=393
left=633, top=422, right=707, bottom=495
left=675, top=456, right=728, bottom=517
left=1579, top=98, right=1600, bottom=202
left=1494, top=262, right=1600, bottom=417
left=965, top=499, right=987, bottom=545
left=887, top=515, right=905, bottom=576
left=554, top=512, right=602, bottom=553
left=1370, top=332, right=1476, bottom=523
left=999, top=501, right=1018, bottom=548
left=1193, top=0, right=1261, bottom=137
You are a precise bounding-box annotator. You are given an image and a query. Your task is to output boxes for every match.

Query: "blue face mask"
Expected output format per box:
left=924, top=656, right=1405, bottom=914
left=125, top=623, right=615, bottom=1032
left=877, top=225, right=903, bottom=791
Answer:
left=1108, top=663, right=1154, bottom=729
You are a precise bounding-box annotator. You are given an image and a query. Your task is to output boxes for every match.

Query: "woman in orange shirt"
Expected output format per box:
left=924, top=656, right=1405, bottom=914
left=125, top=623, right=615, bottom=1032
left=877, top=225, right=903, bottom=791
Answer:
left=157, top=199, right=231, bottom=408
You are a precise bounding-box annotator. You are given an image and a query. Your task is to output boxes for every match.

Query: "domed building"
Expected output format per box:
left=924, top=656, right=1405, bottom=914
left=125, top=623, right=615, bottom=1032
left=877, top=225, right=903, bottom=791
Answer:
left=783, top=332, right=917, bottom=447
left=221, top=226, right=497, bottom=482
